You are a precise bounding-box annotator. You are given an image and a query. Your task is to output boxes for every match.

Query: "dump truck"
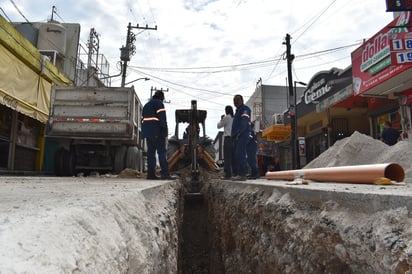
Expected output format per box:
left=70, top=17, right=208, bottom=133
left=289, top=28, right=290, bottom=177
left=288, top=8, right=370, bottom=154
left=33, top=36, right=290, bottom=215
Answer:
left=45, top=86, right=144, bottom=176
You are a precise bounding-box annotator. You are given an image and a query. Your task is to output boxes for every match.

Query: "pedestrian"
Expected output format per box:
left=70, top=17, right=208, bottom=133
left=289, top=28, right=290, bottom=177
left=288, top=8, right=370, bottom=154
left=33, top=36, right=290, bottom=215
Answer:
left=231, top=94, right=252, bottom=181
left=380, top=121, right=400, bottom=146
left=217, top=105, right=234, bottom=179
left=141, top=90, right=176, bottom=180
left=246, top=125, right=259, bottom=179
left=273, top=156, right=281, bottom=171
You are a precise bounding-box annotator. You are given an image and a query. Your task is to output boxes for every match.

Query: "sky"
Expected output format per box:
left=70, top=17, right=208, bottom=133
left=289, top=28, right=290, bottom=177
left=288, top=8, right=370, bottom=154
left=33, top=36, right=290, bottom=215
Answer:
left=1, top=0, right=395, bottom=138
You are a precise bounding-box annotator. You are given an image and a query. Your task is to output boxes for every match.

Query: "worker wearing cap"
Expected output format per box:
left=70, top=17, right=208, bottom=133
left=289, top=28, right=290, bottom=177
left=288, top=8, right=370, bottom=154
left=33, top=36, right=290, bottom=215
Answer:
left=231, top=94, right=252, bottom=181
left=141, top=90, right=176, bottom=180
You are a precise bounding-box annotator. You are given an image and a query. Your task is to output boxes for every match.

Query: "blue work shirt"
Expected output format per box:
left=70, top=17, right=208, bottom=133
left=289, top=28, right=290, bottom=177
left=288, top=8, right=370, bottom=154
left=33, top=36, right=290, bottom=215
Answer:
left=141, top=98, right=168, bottom=138
left=231, top=104, right=251, bottom=138
left=381, top=127, right=400, bottom=146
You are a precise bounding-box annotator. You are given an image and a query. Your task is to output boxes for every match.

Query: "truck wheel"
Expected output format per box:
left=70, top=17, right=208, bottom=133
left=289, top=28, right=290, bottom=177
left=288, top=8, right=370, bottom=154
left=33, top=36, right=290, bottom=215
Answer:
left=137, top=149, right=143, bottom=172
left=62, top=150, right=76, bottom=176
left=54, top=148, right=65, bottom=176
left=126, top=146, right=139, bottom=171
left=114, top=146, right=127, bottom=173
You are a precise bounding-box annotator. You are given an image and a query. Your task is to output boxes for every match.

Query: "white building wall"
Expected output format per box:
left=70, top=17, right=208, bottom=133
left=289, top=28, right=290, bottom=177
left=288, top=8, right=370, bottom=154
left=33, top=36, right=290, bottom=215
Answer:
left=246, top=84, right=306, bottom=129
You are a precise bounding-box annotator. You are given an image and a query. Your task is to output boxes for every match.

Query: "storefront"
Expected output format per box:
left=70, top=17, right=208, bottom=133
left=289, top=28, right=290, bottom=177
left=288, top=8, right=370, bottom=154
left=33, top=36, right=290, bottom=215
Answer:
left=351, top=11, right=412, bottom=141
left=293, top=67, right=371, bottom=166
left=260, top=125, right=289, bottom=172
left=0, top=15, right=71, bottom=172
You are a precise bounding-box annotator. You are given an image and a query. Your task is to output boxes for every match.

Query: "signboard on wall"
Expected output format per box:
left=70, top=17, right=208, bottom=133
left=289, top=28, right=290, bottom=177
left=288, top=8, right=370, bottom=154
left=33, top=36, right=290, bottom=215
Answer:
left=303, top=68, right=343, bottom=105
left=351, top=12, right=412, bottom=96
left=386, top=0, right=412, bottom=11
left=390, top=32, right=412, bottom=64
left=262, top=125, right=291, bottom=142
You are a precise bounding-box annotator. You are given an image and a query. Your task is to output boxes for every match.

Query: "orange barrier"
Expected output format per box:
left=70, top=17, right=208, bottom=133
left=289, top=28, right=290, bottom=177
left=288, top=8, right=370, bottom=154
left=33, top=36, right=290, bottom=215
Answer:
left=265, top=163, right=405, bottom=184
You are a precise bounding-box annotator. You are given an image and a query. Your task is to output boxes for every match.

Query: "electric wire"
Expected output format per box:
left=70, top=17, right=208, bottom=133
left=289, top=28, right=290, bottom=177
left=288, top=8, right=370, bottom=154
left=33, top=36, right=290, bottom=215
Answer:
left=0, top=7, right=13, bottom=22
left=129, top=67, right=233, bottom=97
left=9, top=0, right=30, bottom=23
left=292, top=0, right=337, bottom=45
left=129, top=42, right=358, bottom=76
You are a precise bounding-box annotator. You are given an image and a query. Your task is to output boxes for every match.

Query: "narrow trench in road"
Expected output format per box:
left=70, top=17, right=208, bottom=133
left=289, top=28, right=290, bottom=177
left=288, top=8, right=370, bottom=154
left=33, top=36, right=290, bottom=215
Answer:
left=178, top=192, right=214, bottom=274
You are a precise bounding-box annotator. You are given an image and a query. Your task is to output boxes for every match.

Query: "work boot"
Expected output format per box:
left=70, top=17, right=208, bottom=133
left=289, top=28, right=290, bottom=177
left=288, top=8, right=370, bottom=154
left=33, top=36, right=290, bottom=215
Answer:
left=247, top=174, right=260, bottom=180
left=147, top=174, right=160, bottom=180
left=161, top=174, right=178, bottom=180
left=231, top=175, right=246, bottom=181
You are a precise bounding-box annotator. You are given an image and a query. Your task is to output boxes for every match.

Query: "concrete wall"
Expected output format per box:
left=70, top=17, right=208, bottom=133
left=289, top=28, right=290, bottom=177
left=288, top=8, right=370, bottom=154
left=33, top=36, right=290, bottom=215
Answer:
left=0, top=177, right=181, bottom=273
left=206, top=180, right=412, bottom=273
left=2, top=175, right=412, bottom=273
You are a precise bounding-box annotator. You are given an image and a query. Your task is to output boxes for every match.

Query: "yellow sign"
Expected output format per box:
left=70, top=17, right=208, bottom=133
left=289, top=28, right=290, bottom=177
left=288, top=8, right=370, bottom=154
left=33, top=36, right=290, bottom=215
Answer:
left=262, top=125, right=291, bottom=137
left=266, top=135, right=288, bottom=142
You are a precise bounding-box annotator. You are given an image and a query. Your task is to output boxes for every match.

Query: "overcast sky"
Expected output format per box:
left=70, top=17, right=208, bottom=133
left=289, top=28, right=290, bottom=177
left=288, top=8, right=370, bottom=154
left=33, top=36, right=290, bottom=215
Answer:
left=1, top=0, right=394, bottom=137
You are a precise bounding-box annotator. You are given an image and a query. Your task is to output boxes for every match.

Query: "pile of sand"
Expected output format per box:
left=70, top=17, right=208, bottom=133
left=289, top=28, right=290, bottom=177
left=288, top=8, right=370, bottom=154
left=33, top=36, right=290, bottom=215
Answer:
left=304, top=131, right=412, bottom=181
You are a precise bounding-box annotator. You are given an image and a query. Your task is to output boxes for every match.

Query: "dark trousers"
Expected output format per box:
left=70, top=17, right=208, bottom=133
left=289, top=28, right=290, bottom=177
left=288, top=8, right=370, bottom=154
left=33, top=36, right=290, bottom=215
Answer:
left=223, top=136, right=233, bottom=178
left=233, top=132, right=249, bottom=177
left=246, top=140, right=258, bottom=176
left=146, top=136, right=169, bottom=176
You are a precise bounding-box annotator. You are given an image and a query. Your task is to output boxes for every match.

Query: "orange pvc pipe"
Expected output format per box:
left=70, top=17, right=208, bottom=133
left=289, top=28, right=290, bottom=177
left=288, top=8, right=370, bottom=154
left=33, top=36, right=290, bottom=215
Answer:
left=265, top=163, right=405, bottom=184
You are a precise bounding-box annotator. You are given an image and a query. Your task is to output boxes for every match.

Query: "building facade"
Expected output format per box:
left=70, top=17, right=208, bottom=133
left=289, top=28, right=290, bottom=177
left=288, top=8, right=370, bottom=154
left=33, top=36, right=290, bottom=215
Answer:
left=0, top=16, right=73, bottom=172
left=245, top=83, right=305, bottom=173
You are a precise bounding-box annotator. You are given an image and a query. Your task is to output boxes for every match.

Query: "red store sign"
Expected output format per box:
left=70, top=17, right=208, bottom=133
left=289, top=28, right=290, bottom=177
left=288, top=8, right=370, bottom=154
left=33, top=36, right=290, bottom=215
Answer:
left=351, top=12, right=412, bottom=96
left=390, top=32, right=412, bottom=64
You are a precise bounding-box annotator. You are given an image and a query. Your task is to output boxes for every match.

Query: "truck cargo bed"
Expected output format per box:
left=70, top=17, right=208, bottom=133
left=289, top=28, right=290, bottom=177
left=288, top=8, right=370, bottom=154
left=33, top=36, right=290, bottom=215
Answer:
left=46, top=86, right=141, bottom=142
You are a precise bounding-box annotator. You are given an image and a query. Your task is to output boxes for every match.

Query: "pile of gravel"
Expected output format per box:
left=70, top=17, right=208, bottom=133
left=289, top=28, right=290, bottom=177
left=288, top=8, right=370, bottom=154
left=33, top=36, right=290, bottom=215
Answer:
left=304, top=131, right=412, bottom=181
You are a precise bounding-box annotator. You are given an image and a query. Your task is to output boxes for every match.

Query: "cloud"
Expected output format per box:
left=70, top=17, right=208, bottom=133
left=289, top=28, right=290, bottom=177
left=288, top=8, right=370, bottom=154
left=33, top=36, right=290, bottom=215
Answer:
left=2, top=0, right=395, bottom=137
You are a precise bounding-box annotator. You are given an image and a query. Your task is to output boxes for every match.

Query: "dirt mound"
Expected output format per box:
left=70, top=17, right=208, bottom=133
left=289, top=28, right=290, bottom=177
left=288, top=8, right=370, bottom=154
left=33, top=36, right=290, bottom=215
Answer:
left=117, top=168, right=144, bottom=178
left=305, top=131, right=412, bottom=181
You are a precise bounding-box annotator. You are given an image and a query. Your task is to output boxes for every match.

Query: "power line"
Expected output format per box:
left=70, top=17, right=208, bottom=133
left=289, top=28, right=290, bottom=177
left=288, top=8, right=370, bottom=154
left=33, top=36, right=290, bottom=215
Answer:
left=296, top=42, right=361, bottom=60
left=129, top=42, right=359, bottom=76
left=9, top=0, right=30, bottom=23
left=52, top=7, right=66, bottom=23
left=292, top=0, right=337, bottom=45
left=130, top=57, right=280, bottom=73
left=129, top=67, right=233, bottom=97
left=0, top=7, right=13, bottom=22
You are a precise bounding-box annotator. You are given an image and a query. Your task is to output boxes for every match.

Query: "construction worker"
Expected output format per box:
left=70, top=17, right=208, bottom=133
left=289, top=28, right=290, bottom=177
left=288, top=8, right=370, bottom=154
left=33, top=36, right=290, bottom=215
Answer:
left=246, top=124, right=259, bottom=179
left=141, top=90, right=176, bottom=180
left=231, top=94, right=252, bottom=181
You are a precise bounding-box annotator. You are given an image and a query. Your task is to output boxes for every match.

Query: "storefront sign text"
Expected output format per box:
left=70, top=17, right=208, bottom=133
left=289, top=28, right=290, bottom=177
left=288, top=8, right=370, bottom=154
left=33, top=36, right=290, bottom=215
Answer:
left=304, top=78, right=332, bottom=104
left=390, top=32, right=412, bottom=64
left=351, top=11, right=412, bottom=95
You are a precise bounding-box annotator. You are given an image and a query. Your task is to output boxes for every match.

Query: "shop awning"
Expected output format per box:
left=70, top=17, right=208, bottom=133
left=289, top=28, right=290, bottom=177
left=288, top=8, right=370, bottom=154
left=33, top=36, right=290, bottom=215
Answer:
left=0, top=15, right=72, bottom=123
left=0, top=43, right=51, bottom=123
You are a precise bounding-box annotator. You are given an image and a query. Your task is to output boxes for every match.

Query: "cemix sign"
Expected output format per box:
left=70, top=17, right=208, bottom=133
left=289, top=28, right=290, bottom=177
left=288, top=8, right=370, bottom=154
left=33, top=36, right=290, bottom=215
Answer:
left=303, top=68, right=342, bottom=105
left=304, top=78, right=332, bottom=104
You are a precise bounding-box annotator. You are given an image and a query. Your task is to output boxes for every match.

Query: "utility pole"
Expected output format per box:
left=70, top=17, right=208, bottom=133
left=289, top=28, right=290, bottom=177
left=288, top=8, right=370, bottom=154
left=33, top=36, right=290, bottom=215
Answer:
left=87, top=28, right=99, bottom=87
left=150, top=86, right=170, bottom=103
left=120, top=23, right=157, bottom=87
left=283, top=33, right=297, bottom=170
